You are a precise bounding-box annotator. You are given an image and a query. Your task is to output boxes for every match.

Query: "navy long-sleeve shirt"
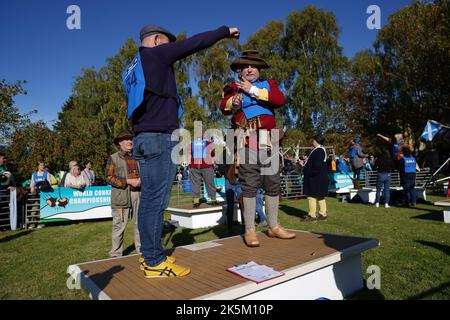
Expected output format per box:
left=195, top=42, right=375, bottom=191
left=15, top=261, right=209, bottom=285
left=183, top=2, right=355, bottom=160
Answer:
left=131, top=26, right=230, bottom=134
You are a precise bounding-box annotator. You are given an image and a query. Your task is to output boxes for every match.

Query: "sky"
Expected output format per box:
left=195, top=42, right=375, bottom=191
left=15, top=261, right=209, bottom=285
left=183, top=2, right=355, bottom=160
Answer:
left=0, top=0, right=413, bottom=126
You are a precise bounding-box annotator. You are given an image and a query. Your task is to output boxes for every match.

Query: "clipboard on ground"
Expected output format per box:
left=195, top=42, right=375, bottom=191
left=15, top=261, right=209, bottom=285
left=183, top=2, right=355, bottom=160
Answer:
left=227, top=261, right=285, bottom=284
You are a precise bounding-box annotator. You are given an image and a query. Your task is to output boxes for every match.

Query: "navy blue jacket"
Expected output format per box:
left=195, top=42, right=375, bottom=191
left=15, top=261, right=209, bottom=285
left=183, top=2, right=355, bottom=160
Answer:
left=132, top=26, right=230, bottom=134
left=303, top=147, right=328, bottom=197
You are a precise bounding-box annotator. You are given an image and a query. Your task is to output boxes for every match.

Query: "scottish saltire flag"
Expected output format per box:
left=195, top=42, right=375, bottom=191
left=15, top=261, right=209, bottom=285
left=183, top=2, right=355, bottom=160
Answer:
left=420, top=120, right=443, bottom=141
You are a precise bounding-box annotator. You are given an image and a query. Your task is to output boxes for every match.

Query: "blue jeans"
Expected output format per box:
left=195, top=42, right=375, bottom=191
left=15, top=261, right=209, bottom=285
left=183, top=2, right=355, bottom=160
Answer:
left=403, top=174, right=416, bottom=205
left=133, top=132, right=177, bottom=266
left=225, top=180, right=242, bottom=230
left=375, top=173, right=391, bottom=204
left=256, top=189, right=266, bottom=223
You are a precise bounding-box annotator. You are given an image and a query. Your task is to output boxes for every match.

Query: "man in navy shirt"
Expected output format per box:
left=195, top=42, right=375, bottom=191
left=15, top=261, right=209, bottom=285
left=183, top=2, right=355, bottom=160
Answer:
left=131, top=24, right=240, bottom=278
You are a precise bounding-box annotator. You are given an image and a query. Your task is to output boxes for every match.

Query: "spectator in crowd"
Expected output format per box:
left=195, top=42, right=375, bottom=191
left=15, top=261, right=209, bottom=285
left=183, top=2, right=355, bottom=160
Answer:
left=64, top=164, right=87, bottom=190
left=337, top=155, right=349, bottom=173
left=400, top=148, right=420, bottom=207
left=176, top=172, right=183, bottom=182
left=349, top=137, right=368, bottom=189
left=30, top=161, right=52, bottom=194
left=364, top=157, right=373, bottom=171
left=81, top=160, right=95, bottom=186
left=224, top=168, right=244, bottom=236
left=327, top=155, right=337, bottom=187
left=327, top=155, right=337, bottom=174
left=218, top=146, right=245, bottom=236
left=106, top=130, right=141, bottom=258
left=369, top=154, right=376, bottom=169
left=303, top=134, right=328, bottom=223
left=377, top=132, right=406, bottom=160
left=44, top=167, right=59, bottom=189
left=294, top=159, right=302, bottom=174
left=189, top=133, right=217, bottom=208
left=374, top=148, right=395, bottom=208
left=60, top=160, right=78, bottom=187
left=0, top=154, right=16, bottom=191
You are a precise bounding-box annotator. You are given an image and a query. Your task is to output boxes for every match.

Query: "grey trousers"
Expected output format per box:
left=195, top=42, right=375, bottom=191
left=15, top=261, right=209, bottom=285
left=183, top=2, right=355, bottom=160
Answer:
left=109, top=191, right=141, bottom=257
left=238, top=147, right=280, bottom=198
left=189, top=167, right=216, bottom=199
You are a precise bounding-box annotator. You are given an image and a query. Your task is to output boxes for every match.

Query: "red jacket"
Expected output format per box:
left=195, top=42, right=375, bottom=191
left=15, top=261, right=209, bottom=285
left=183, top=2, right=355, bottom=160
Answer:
left=188, top=140, right=215, bottom=169
left=219, top=79, right=285, bottom=130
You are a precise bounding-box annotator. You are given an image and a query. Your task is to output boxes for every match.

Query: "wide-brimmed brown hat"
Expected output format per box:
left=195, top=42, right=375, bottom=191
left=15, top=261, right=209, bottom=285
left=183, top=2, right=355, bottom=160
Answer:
left=230, top=50, right=270, bottom=72
left=114, top=130, right=134, bottom=145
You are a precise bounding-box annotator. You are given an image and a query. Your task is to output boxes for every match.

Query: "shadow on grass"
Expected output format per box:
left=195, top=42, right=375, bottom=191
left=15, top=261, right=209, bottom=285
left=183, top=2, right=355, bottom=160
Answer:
left=415, top=240, right=450, bottom=256
left=407, top=281, right=450, bottom=300
left=347, top=287, right=385, bottom=300
left=123, top=244, right=138, bottom=256
left=40, top=218, right=111, bottom=228
left=0, top=230, right=34, bottom=243
left=411, top=211, right=443, bottom=222
left=279, top=204, right=309, bottom=219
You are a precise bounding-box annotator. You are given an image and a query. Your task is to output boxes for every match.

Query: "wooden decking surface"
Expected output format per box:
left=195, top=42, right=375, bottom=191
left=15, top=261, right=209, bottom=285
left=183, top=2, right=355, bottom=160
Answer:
left=72, top=231, right=377, bottom=300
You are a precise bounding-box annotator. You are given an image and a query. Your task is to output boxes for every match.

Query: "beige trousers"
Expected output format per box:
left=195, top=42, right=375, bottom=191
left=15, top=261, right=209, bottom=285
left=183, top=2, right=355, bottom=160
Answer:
left=307, top=196, right=327, bottom=218
left=109, top=191, right=141, bottom=257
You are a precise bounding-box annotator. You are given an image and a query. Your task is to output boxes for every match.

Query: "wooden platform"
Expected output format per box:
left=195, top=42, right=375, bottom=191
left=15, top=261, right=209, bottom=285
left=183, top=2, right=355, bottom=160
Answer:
left=349, top=186, right=426, bottom=204
left=67, top=230, right=379, bottom=300
left=434, top=199, right=450, bottom=223
left=167, top=204, right=225, bottom=229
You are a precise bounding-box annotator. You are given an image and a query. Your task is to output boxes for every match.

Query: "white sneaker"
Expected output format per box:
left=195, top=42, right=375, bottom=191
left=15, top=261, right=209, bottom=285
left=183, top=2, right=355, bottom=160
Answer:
left=375, top=203, right=379, bottom=208
left=385, top=204, right=390, bottom=208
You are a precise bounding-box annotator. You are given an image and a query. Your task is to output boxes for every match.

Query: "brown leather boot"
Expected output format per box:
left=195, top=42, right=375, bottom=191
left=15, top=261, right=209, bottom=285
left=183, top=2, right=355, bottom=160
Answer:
left=244, top=228, right=260, bottom=247
left=267, top=226, right=296, bottom=239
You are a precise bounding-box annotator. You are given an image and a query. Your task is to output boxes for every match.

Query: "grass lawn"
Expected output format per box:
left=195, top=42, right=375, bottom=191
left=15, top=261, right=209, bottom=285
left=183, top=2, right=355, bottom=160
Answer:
left=0, top=194, right=449, bottom=300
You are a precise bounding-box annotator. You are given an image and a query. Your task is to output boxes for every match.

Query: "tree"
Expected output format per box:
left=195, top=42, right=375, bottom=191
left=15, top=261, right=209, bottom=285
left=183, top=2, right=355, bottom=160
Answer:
left=282, top=6, right=348, bottom=133
left=53, top=38, right=140, bottom=181
left=193, top=39, right=238, bottom=128
left=340, top=50, right=384, bottom=135
left=0, top=80, right=35, bottom=145
left=7, top=121, right=57, bottom=180
left=374, top=0, right=450, bottom=144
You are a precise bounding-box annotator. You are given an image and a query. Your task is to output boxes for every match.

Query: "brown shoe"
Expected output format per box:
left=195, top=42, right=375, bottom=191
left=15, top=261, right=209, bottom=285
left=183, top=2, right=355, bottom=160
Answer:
left=244, top=228, right=260, bottom=247
left=267, top=226, right=296, bottom=239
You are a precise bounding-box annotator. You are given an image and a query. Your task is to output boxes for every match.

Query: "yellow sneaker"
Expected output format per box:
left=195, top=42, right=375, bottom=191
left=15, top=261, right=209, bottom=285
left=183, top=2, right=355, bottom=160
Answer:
left=139, top=256, right=175, bottom=270
left=142, top=260, right=191, bottom=278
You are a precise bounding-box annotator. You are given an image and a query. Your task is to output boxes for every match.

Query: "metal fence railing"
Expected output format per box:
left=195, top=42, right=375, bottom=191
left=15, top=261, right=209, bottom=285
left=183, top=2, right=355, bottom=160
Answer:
left=0, top=188, right=27, bottom=230
left=280, top=173, right=304, bottom=199
left=25, top=192, right=41, bottom=228
left=169, top=175, right=305, bottom=207
left=0, top=189, right=11, bottom=229
left=169, top=181, right=196, bottom=207
left=363, top=168, right=431, bottom=189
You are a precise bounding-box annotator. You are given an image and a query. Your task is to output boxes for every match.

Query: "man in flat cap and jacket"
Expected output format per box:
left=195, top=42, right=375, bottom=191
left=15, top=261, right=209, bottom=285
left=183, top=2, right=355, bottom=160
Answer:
left=220, top=50, right=296, bottom=248
left=106, top=130, right=141, bottom=258
left=122, top=24, right=240, bottom=278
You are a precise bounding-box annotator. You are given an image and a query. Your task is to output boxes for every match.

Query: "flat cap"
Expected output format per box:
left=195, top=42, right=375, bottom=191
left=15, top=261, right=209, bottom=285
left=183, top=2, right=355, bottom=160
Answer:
left=139, top=24, right=176, bottom=42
